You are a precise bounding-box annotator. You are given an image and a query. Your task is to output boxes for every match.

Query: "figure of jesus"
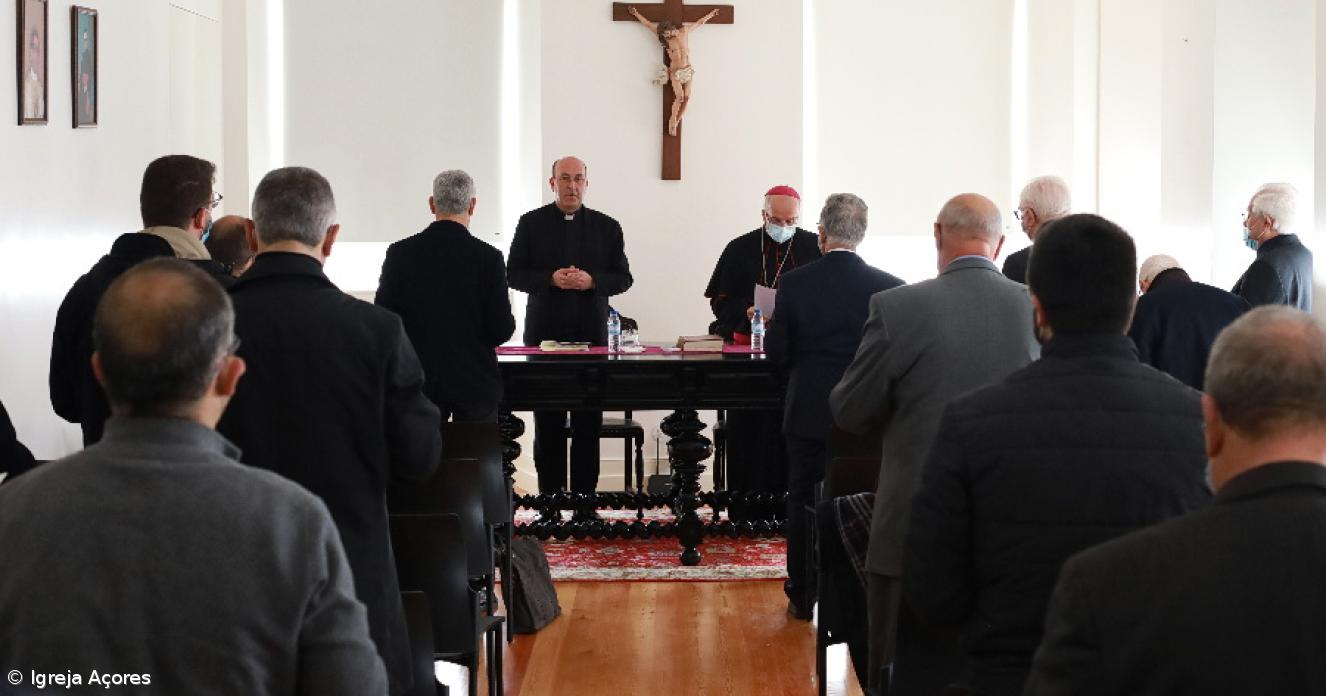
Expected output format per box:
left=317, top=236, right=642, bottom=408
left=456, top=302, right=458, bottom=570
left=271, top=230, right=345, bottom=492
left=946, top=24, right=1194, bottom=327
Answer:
left=629, top=6, right=719, bottom=136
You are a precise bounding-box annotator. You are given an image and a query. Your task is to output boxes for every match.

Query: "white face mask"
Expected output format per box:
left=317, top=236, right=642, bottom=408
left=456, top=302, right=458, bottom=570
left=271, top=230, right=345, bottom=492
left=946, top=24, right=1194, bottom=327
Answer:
left=765, top=222, right=795, bottom=244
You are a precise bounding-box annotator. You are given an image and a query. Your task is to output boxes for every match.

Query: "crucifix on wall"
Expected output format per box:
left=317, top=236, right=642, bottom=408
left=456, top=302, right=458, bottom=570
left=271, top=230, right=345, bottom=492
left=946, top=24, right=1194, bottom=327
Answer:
left=613, top=1, right=734, bottom=180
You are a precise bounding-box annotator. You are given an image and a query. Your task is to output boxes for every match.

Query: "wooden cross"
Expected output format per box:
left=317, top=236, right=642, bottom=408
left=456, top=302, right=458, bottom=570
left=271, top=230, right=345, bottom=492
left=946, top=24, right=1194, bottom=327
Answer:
left=613, top=1, right=734, bottom=180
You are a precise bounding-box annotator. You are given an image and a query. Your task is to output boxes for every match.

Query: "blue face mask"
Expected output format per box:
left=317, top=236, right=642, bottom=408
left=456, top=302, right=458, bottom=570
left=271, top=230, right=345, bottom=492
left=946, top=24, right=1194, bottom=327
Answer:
left=1242, top=227, right=1258, bottom=251
left=765, top=222, right=795, bottom=244
left=201, top=215, right=214, bottom=244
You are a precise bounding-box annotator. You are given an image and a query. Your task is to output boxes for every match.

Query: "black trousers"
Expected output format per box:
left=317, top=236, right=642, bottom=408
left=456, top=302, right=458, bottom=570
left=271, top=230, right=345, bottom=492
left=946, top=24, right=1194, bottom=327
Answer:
left=785, top=433, right=828, bottom=610
left=724, top=409, right=789, bottom=519
left=533, top=410, right=602, bottom=494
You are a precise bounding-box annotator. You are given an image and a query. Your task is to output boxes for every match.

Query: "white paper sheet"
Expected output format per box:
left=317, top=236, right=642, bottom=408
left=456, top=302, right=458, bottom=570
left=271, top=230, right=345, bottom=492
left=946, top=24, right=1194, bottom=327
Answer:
left=754, top=283, right=777, bottom=319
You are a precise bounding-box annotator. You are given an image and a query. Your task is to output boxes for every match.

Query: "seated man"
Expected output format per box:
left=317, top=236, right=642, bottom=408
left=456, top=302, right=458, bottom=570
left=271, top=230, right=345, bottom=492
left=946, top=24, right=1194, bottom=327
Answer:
left=905, top=214, right=1213, bottom=696
left=1027, top=306, right=1326, bottom=695
left=0, top=259, right=386, bottom=695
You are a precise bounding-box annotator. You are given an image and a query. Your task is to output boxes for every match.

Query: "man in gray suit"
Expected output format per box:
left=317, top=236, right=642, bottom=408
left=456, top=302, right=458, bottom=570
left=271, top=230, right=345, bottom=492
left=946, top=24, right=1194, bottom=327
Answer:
left=830, top=193, right=1040, bottom=695
left=0, top=259, right=387, bottom=695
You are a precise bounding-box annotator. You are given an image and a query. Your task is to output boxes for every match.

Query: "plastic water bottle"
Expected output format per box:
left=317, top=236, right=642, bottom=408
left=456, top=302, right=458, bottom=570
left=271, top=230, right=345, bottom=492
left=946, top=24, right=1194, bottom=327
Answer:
left=751, top=309, right=765, bottom=352
left=607, top=309, right=622, bottom=353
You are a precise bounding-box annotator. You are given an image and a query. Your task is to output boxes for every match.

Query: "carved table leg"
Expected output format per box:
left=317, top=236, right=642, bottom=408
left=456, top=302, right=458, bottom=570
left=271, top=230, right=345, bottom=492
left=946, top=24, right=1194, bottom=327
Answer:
left=661, top=409, right=713, bottom=566
left=497, top=409, right=524, bottom=642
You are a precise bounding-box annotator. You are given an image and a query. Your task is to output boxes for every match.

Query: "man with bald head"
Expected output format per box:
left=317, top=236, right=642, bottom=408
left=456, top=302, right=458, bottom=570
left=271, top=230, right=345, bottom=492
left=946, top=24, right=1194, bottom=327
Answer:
left=508, top=156, right=633, bottom=513
left=0, top=259, right=388, bottom=695
left=1003, top=175, right=1071, bottom=283
left=1027, top=306, right=1326, bottom=695
left=204, top=215, right=257, bottom=277
left=830, top=193, right=1040, bottom=694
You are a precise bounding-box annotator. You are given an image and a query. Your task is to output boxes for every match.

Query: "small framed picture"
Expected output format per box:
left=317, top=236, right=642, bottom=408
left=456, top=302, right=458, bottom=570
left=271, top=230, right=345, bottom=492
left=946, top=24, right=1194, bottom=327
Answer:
left=71, top=5, right=97, bottom=128
left=17, top=0, right=48, bottom=125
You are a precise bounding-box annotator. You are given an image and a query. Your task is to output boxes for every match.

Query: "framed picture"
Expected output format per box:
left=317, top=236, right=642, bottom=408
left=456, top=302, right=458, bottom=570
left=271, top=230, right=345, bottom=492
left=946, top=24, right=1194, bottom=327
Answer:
left=71, top=5, right=97, bottom=128
left=17, top=0, right=47, bottom=125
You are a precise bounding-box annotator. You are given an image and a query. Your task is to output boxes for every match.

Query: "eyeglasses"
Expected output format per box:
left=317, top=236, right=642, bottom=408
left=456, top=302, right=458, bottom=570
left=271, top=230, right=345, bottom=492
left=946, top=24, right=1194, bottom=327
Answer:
left=207, top=192, right=224, bottom=211
left=1012, top=208, right=1025, bottom=221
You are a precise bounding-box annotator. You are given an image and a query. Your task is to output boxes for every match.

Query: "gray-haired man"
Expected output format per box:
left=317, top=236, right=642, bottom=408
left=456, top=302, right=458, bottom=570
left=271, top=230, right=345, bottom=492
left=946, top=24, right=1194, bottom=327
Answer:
left=217, top=167, right=442, bottom=696
left=1004, top=175, right=1071, bottom=284
left=765, top=194, right=904, bottom=625
left=376, top=169, right=516, bottom=423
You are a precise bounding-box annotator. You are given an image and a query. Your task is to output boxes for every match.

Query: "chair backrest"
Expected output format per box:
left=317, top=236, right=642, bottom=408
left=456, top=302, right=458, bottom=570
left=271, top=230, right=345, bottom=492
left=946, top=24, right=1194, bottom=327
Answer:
left=390, top=513, right=475, bottom=655
left=389, top=455, right=492, bottom=582
left=824, top=426, right=883, bottom=499
left=399, top=591, right=438, bottom=696
left=440, top=422, right=507, bottom=527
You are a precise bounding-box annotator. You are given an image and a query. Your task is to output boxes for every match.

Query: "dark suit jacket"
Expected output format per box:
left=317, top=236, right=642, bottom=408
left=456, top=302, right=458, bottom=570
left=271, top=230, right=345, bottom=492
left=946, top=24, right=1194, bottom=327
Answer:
left=376, top=220, right=515, bottom=414
left=765, top=250, right=904, bottom=439
left=1026, top=461, right=1326, bottom=696
left=0, top=417, right=387, bottom=695
left=905, top=334, right=1212, bottom=695
left=1233, top=233, right=1314, bottom=311
left=1001, top=246, right=1030, bottom=283
left=49, top=233, right=175, bottom=445
left=507, top=203, right=632, bottom=345
left=1128, top=269, right=1249, bottom=389
left=217, top=252, right=442, bottom=696
left=0, top=400, right=36, bottom=482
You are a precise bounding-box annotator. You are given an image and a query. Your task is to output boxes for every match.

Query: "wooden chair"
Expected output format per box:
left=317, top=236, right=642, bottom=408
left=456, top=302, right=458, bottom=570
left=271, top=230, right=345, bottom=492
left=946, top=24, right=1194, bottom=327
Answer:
left=388, top=431, right=499, bottom=624
left=391, top=513, right=504, bottom=696
left=564, top=411, right=646, bottom=493
left=400, top=591, right=449, bottom=696
left=814, top=426, right=883, bottom=696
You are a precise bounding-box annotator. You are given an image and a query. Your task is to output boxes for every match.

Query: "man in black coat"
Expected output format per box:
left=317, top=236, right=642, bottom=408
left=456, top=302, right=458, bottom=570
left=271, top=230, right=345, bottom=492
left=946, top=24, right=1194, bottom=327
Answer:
left=705, top=186, right=822, bottom=519
left=1234, top=182, right=1314, bottom=310
left=1128, top=254, right=1248, bottom=390
left=217, top=167, right=442, bottom=696
left=507, top=156, right=632, bottom=506
left=376, top=169, right=515, bottom=422
left=1027, top=306, right=1326, bottom=696
left=50, top=155, right=229, bottom=445
left=905, top=214, right=1212, bottom=696
left=1002, top=175, right=1070, bottom=284
left=765, top=192, right=903, bottom=620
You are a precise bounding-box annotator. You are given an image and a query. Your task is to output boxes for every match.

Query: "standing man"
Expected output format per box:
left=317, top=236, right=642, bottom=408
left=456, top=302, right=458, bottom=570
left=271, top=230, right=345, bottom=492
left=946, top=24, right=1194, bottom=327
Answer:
left=50, top=154, right=227, bottom=446
left=706, top=185, right=822, bottom=518
left=205, top=215, right=258, bottom=278
left=765, top=193, right=904, bottom=620
left=1235, top=182, right=1313, bottom=310
left=377, top=169, right=515, bottom=422
left=218, top=167, right=442, bottom=696
left=2, top=259, right=388, bottom=695
left=1003, top=175, right=1071, bottom=284
left=905, top=215, right=1212, bottom=695
left=1026, top=307, right=1326, bottom=695
left=1129, top=253, right=1248, bottom=389
left=830, top=194, right=1039, bottom=695
left=507, top=156, right=632, bottom=515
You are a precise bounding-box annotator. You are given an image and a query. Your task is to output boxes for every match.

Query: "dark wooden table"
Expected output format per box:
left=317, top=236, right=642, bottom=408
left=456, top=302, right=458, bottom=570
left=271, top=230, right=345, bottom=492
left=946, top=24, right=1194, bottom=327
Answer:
left=497, top=347, right=784, bottom=565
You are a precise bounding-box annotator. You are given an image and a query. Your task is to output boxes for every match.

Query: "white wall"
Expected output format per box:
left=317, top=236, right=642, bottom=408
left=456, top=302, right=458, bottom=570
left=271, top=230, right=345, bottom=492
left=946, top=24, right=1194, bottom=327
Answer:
left=0, top=1, right=229, bottom=459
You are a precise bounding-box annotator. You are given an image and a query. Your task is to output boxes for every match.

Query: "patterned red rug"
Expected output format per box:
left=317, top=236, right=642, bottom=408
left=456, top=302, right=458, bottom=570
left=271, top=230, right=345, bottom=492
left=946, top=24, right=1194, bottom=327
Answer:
left=541, top=535, right=787, bottom=582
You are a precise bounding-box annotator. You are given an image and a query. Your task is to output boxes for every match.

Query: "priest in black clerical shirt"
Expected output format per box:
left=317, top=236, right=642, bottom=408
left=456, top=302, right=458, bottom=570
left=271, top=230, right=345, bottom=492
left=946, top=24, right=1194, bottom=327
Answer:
left=507, top=156, right=633, bottom=517
left=704, top=185, right=822, bottom=522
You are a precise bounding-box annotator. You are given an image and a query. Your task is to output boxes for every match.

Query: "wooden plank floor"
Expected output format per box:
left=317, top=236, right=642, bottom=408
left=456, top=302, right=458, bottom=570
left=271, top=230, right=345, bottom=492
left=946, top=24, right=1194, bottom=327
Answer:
left=463, top=580, right=863, bottom=696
